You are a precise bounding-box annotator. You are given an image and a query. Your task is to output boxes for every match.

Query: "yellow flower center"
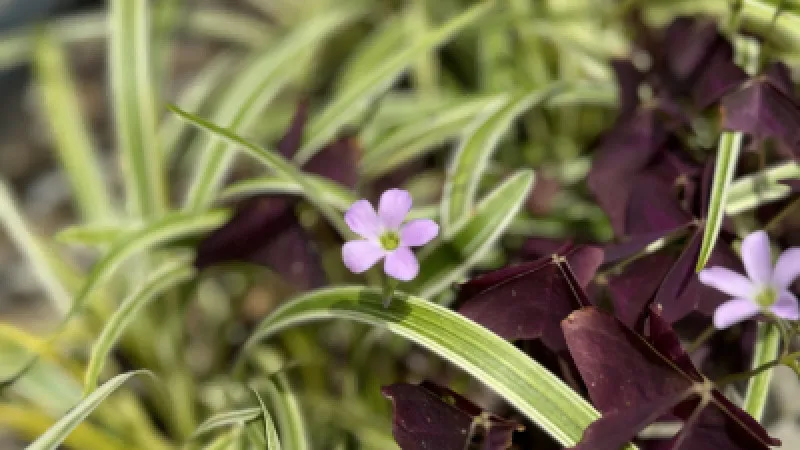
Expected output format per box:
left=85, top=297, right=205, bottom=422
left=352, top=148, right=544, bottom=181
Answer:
left=380, top=231, right=400, bottom=251
left=756, top=287, right=778, bottom=307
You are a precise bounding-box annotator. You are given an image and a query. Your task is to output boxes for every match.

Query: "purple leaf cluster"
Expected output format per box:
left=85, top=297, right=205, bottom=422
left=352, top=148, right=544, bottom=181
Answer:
left=383, top=15, right=796, bottom=450
left=195, top=100, right=360, bottom=290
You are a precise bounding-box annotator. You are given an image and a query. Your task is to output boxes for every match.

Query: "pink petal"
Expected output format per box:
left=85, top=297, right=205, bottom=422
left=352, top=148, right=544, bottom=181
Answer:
left=771, top=247, right=800, bottom=290
left=771, top=290, right=799, bottom=320
left=342, top=240, right=385, bottom=274
left=400, top=219, right=439, bottom=247
left=741, top=230, right=773, bottom=285
left=713, top=298, right=760, bottom=329
left=384, top=246, right=419, bottom=281
left=378, top=189, right=412, bottom=229
left=345, top=199, right=382, bottom=239
left=697, top=267, right=756, bottom=298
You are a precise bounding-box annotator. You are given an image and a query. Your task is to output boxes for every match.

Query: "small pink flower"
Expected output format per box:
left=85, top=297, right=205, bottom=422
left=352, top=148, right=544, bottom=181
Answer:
left=698, top=230, right=800, bottom=329
left=342, top=189, right=438, bottom=281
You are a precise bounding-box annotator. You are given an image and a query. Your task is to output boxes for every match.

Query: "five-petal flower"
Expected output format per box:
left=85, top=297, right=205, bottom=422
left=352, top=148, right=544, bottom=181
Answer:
left=698, top=230, right=800, bottom=329
left=342, top=189, right=438, bottom=281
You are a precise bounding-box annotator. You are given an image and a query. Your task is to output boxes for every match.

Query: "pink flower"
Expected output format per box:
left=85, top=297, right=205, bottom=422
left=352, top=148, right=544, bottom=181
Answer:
left=342, top=189, right=438, bottom=281
left=698, top=230, right=800, bottom=329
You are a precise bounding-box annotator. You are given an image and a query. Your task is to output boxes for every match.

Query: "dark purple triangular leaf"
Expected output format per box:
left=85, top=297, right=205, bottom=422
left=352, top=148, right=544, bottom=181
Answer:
left=689, top=38, right=747, bottom=109
left=382, top=382, right=520, bottom=450
left=457, top=246, right=602, bottom=351
left=277, top=99, right=309, bottom=158
left=625, top=173, right=694, bottom=235
left=562, top=307, right=780, bottom=450
left=608, top=251, right=677, bottom=328
left=303, top=133, right=361, bottom=188
left=721, top=75, right=800, bottom=158
left=194, top=197, right=324, bottom=290
left=612, top=58, right=646, bottom=120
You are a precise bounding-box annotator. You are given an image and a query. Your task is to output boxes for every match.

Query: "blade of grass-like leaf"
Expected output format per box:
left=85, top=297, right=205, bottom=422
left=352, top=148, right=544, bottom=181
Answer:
left=696, top=131, right=743, bottom=272
left=441, top=86, right=556, bottom=235
left=55, top=224, right=130, bottom=248
left=243, top=286, right=637, bottom=449
left=260, top=374, right=310, bottom=450
left=726, top=161, right=800, bottom=214
left=110, top=0, right=167, bottom=218
left=70, top=210, right=229, bottom=316
left=295, top=1, right=495, bottom=164
left=409, top=170, right=534, bottom=299
left=0, top=180, right=80, bottom=314
left=334, top=14, right=407, bottom=92
left=743, top=323, right=781, bottom=421
left=221, top=176, right=356, bottom=211
left=184, top=10, right=357, bottom=211
left=84, top=259, right=195, bottom=394
left=360, top=96, right=503, bottom=178
left=250, top=388, right=281, bottom=450
left=160, top=53, right=235, bottom=160
left=25, top=370, right=152, bottom=450
left=33, top=32, right=112, bottom=223
left=191, top=408, right=262, bottom=438
left=168, top=105, right=350, bottom=237
left=0, top=404, right=126, bottom=450
left=184, top=8, right=274, bottom=49
left=0, top=9, right=275, bottom=70
left=739, top=0, right=800, bottom=49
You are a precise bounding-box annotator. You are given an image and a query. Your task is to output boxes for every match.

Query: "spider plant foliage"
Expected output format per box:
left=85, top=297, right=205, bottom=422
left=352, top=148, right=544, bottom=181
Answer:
left=1, top=0, right=799, bottom=449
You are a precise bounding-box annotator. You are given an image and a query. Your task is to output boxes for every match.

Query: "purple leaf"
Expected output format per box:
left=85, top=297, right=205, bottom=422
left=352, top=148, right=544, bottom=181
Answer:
left=562, top=307, right=780, bottom=450
left=722, top=74, right=800, bottom=158
left=457, top=245, right=602, bottom=351
left=611, top=58, right=646, bottom=119
left=608, top=251, right=678, bottom=328
left=277, top=98, right=309, bottom=158
left=689, top=37, right=747, bottom=109
left=194, top=197, right=324, bottom=290
left=304, top=133, right=361, bottom=188
left=625, top=173, right=694, bottom=235
left=382, top=382, right=520, bottom=450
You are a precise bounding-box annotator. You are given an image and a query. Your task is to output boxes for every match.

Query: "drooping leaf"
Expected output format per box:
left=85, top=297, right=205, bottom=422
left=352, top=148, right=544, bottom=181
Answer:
left=457, top=245, right=602, bottom=352
left=243, top=286, right=633, bottom=449
left=562, top=307, right=779, bottom=450
left=26, top=371, right=152, bottom=450
left=382, top=381, right=521, bottom=450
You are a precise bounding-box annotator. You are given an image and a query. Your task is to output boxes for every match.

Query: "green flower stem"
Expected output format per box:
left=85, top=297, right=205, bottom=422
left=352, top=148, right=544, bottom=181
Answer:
left=743, top=323, right=781, bottom=421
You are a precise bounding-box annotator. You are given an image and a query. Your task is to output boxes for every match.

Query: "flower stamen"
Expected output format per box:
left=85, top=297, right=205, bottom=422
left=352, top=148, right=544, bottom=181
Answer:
left=380, top=231, right=401, bottom=251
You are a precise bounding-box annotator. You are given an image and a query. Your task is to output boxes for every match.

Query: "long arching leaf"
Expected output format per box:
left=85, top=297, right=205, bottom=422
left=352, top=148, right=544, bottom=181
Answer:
left=243, top=286, right=637, bottom=449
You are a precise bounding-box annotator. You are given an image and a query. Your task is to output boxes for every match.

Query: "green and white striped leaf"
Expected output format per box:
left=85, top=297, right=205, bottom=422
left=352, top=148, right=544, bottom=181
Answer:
left=441, top=87, right=555, bottom=234
left=0, top=180, right=80, bottom=314
left=71, top=210, right=229, bottom=315
left=696, top=132, right=743, bottom=271
left=251, top=388, right=281, bottom=450
left=33, top=32, right=112, bottom=223
left=169, top=105, right=349, bottom=237
left=726, top=161, right=800, bottom=214
left=409, top=169, right=534, bottom=299
left=222, top=176, right=356, bottom=211
left=160, top=53, right=235, bottom=160
left=55, top=224, right=130, bottom=248
left=109, top=0, right=167, bottom=218
left=360, top=96, right=503, bottom=178
left=295, top=1, right=494, bottom=164
left=184, top=10, right=357, bottom=210
left=84, top=259, right=195, bottom=394
left=258, top=374, right=310, bottom=450
left=244, top=286, right=637, bottom=449
left=192, top=408, right=262, bottom=438
left=25, top=371, right=152, bottom=450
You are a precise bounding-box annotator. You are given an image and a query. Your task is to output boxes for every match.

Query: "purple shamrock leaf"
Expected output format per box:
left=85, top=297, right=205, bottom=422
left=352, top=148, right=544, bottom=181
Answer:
left=562, top=307, right=781, bottom=450
left=722, top=67, right=800, bottom=159
left=457, top=245, right=602, bottom=352
left=382, top=382, right=521, bottom=450
left=342, top=189, right=438, bottom=281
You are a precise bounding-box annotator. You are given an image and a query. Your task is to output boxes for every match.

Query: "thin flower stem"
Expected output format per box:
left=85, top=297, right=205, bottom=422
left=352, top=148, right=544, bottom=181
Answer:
left=686, top=324, right=717, bottom=354
left=764, top=197, right=800, bottom=233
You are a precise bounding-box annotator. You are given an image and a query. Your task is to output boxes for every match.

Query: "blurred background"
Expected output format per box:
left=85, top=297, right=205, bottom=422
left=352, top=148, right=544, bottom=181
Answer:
left=1, top=0, right=800, bottom=449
